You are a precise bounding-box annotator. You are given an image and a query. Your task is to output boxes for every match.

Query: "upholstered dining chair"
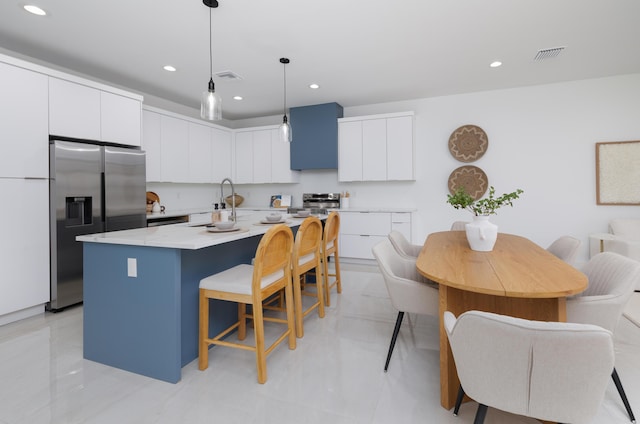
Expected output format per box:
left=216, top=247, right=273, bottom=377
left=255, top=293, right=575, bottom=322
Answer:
left=388, top=230, right=422, bottom=259
left=372, top=239, right=439, bottom=372
left=198, top=224, right=296, bottom=384
left=445, top=310, right=615, bottom=424
left=566, top=251, right=640, bottom=423
left=546, top=235, right=581, bottom=265
left=450, top=221, right=469, bottom=231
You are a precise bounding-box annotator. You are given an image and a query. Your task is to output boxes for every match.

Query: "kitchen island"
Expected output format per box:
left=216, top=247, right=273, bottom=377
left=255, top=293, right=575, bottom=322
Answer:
left=77, top=213, right=313, bottom=383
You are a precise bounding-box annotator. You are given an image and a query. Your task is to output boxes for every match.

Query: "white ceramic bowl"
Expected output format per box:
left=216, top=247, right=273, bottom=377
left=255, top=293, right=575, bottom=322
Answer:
left=297, top=210, right=311, bottom=217
left=266, top=213, right=282, bottom=222
left=215, top=221, right=235, bottom=230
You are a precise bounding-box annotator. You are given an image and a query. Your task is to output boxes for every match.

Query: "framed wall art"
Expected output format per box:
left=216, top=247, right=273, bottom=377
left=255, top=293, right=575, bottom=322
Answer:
left=596, top=140, right=640, bottom=205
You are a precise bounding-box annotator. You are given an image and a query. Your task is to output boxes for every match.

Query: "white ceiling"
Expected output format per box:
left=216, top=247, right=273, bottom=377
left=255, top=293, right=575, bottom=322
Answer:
left=1, top=0, right=640, bottom=121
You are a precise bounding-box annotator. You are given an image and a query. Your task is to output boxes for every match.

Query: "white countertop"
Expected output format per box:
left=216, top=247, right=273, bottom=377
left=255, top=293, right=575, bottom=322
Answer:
left=335, top=207, right=416, bottom=213
left=78, top=213, right=324, bottom=250
left=146, top=206, right=284, bottom=221
left=147, top=206, right=416, bottom=221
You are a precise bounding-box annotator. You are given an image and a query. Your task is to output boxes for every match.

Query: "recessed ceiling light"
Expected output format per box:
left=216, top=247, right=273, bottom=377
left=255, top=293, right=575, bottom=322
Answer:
left=233, top=96, right=243, bottom=101
left=163, top=65, right=176, bottom=72
left=24, top=5, right=46, bottom=16
left=309, top=83, right=320, bottom=89
left=490, top=61, right=502, bottom=68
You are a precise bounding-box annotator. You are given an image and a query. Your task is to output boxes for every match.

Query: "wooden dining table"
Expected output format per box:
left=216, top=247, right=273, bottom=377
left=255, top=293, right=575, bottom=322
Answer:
left=417, top=231, right=588, bottom=410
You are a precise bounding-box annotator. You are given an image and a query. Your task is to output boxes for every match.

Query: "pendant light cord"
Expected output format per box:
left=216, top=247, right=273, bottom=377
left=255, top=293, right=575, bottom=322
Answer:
left=209, top=8, right=213, bottom=79
left=282, top=60, right=288, bottom=115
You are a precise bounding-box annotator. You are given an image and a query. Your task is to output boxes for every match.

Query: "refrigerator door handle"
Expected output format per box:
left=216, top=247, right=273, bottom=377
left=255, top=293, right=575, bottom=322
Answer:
left=100, top=171, right=106, bottom=225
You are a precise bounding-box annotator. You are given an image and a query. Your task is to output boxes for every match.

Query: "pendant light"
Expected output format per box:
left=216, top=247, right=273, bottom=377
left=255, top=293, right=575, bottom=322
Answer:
left=201, top=0, right=222, bottom=121
left=278, top=57, right=292, bottom=143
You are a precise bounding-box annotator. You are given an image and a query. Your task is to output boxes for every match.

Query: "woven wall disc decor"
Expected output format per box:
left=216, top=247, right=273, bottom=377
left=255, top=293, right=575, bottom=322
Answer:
left=448, top=165, right=488, bottom=200
left=448, top=125, right=489, bottom=162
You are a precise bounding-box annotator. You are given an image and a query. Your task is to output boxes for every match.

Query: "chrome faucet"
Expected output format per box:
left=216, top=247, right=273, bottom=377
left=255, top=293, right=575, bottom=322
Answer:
left=220, top=177, right=237, bottom=222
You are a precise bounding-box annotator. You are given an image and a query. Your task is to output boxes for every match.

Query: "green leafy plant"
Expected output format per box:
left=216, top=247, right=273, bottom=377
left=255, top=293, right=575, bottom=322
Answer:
left=447, top=186, right=524, bottom=216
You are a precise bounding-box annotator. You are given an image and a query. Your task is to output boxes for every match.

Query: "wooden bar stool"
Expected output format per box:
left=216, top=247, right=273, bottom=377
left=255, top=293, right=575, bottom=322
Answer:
left=198, top=224, right=296, bottom=384
left=321, top=211, right=342, bottom=306
left=291, top=216, right=325, bottom=338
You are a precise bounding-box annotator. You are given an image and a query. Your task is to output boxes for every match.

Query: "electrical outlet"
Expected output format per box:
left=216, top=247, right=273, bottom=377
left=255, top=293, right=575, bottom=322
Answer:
left=127, top=258, right=137, bottom=277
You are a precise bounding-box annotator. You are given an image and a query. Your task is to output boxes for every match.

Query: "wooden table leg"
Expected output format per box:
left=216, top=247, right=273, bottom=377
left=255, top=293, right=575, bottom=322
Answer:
left=439, top=286, right=459, bottom=409
left=439, top=285, right=565, bottom=410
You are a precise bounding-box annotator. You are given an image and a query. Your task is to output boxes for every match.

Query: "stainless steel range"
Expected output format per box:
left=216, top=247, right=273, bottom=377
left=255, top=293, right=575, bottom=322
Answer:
left=288, top=192, right=341, bottom=214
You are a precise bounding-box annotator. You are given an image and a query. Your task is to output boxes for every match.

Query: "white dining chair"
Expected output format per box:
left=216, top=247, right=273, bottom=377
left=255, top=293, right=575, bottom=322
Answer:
left=566, top=251, right=640, bottom=422
left=388, top=230, right=422, bottom=259
left=372, top=239, right=439, bottom=372
left=445, top=310, right=615, bottom=424
left=546, top=235, right=581, bottom=266
left=450, top=221, right=469, bottom=231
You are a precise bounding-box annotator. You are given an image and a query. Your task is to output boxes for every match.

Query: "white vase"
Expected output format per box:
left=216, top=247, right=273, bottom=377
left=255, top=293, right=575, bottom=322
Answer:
left=465, top=216, right=498, bottom=251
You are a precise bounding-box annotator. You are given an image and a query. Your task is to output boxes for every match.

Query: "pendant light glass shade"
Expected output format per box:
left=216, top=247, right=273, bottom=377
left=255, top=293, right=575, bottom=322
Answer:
left=279, top=57, right=292, bottom=143
left=201, top=1, right=221, bottom=121
left=279, top=115, right=292, bottom=143
left=201, top=78, right=222, bottom=120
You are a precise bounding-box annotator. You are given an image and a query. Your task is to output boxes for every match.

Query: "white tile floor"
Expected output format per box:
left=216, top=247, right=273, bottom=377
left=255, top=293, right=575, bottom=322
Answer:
left=0, top=265, right=639, bottom=424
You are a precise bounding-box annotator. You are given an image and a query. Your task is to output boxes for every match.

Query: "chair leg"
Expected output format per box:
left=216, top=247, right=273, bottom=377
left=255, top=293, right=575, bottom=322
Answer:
left=323, top=254, right=331, bottom=307
left=315, top=261, right=326, bottom=318
left=453, top=385, right=465, bottom=416
left=198, top=290, right=209, bottom=370
left=238, top=303, right=247, bottom=341
left=252, top=300, right=267, bottom=384
left=473, top=404, right=488, bottom=424
left=384, top=311, right=405, bottom=372
left=334, top=251, right=342, bottom=294
left=292, top=271, right=304, bottom=338
left=284, top=275, right=297, bottom=350
left=612, top=367, right=636, bottom=423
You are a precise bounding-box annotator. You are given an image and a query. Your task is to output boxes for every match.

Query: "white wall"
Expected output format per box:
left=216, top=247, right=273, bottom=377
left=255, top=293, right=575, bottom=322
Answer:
left=149, top=73, right=640, bottom=265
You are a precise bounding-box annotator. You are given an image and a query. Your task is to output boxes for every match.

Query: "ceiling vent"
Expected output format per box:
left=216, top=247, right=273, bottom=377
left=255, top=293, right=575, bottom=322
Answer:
left=534, top=47, right=565, bottom=61
left=214, top=70, right=243, bottom=81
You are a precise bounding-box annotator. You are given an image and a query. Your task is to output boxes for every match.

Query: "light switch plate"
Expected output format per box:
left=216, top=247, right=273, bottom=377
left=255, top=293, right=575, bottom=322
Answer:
left=127, top=258, right=137, bottom=277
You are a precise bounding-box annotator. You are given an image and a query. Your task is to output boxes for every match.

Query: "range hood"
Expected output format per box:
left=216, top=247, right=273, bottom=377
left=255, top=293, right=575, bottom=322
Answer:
left=289, top=102, right=343, bottom=170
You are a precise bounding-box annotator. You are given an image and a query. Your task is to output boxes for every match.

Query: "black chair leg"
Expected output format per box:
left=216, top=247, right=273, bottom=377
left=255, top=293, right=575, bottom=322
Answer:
left=612, top=367, right=636, bottom=423
left=453, top=385, right=465, bottom=416
left=473, top=404, right=488, bottom=424
left=384, top=311, right=404, bottom=372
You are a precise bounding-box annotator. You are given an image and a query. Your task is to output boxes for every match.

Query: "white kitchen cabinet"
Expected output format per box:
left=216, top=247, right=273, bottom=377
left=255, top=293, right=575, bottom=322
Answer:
left=143, top=108, right=233, bottom=184
left=49, top=77, right=101, bottom=141
left=234, top=131, right=254, bottom=184
left=362, top=119, right=387, bottom=181
left=211, top=127, right=232, bottom=182
left=339, top=210, right=413, bottom=260
left=253, top=130, right=272, bottom=183
left=188, top=122, right=213, bottom=183
left=142, top=110, right=162, bottom=181
left=234, top=126, right=300, bottom=184
left=0, top=62, right=48, bottom=178
left=100, top=91, right=142, bottom=147
left=49, top=77, right=141, bottom=146
left=338, top=121, right=363, bottom=182
left=339, top=211, right=392, bottom=260
left=391, top=212, right=412, bottom=241
left=0, top=179, right=49, bottom=317
left=386, top=115, right=414, bottom=181
left=160, top=115, right=189, bottom=183
left=271, top=129, right=300, bottom=183
left=338, top=112, right=414, bottom=182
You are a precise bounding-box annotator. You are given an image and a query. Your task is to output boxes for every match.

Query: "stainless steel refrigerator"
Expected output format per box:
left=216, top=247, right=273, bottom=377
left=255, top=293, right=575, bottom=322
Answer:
left=49, top=139, right=146, bottom=311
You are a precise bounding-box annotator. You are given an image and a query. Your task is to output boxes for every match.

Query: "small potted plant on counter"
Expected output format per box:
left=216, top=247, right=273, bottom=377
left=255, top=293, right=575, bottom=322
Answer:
left=447, top=186, right=524, bottom=251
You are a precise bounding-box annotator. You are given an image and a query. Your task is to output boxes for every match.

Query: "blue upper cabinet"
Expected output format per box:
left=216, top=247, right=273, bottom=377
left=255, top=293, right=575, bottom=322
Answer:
left=290, top=102, right=343, bottom=170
